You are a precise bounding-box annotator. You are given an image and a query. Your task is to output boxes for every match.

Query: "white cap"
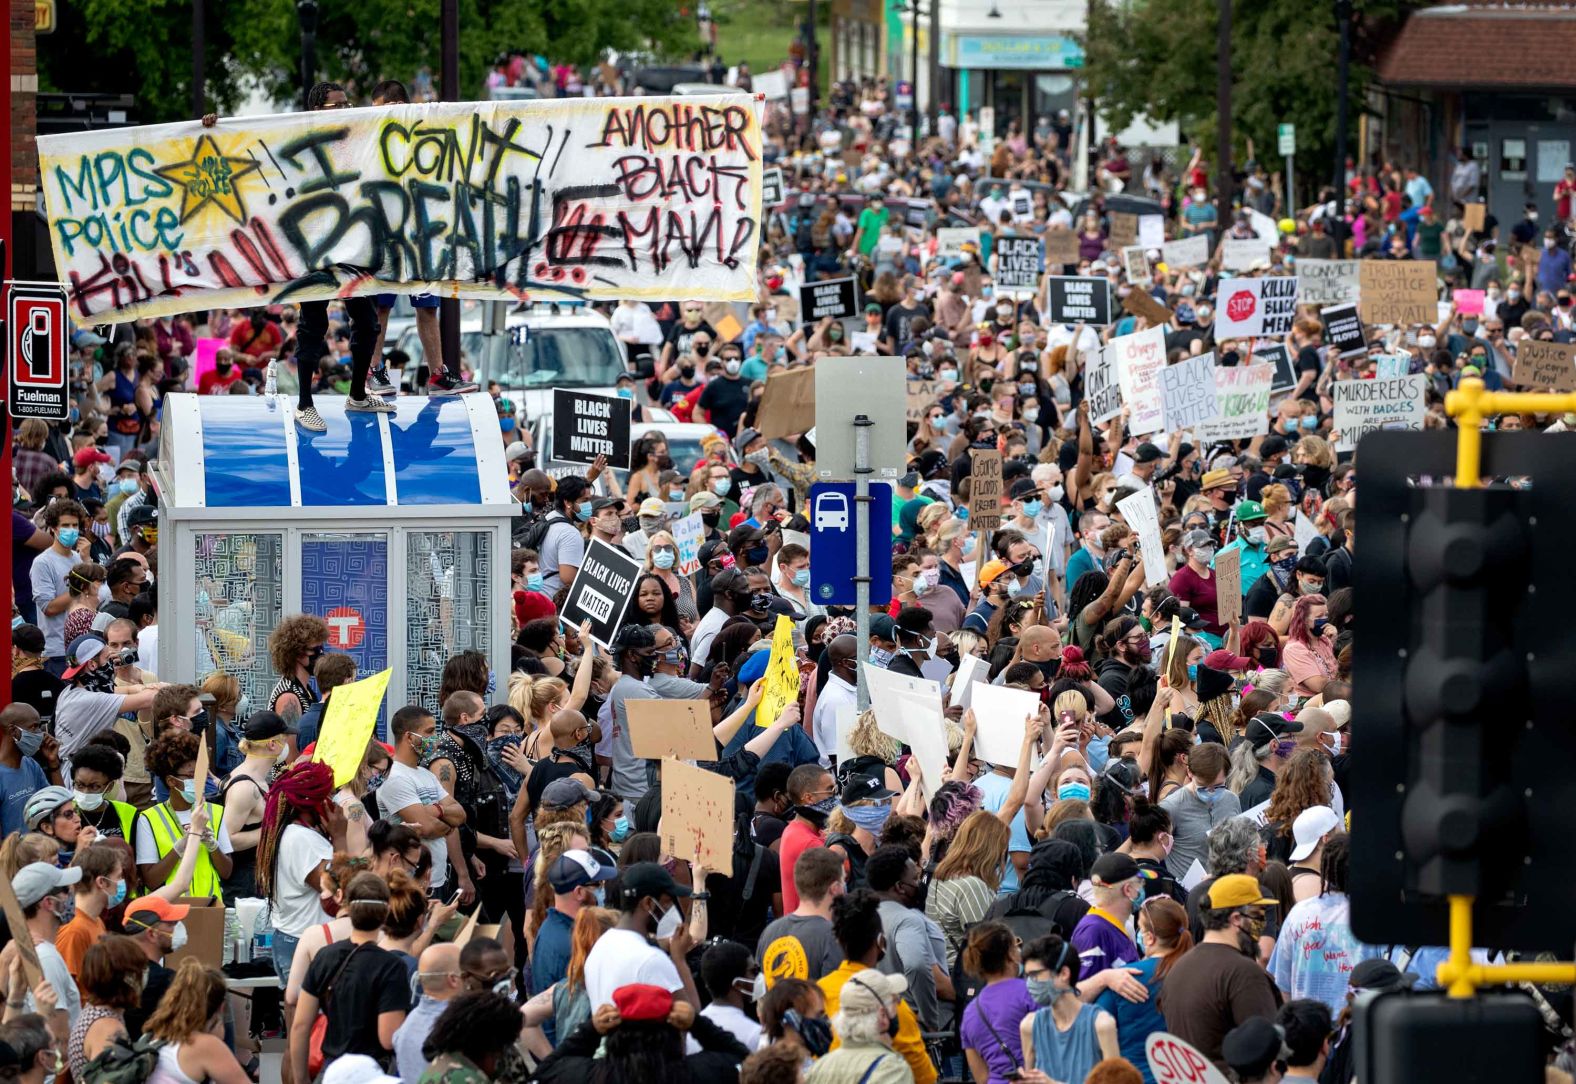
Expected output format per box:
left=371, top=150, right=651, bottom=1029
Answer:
left=14, top=862, right=83, bottom=908
left=505, top=441, right=531, bottom=463
left=1288, top=805, right=1341, bottom=862
left=322, top=1055, right=401, bottom=1084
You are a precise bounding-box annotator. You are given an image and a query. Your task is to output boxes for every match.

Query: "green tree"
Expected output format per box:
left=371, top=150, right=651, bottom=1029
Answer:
left=1080, top=0, right=1412, bottom=205
left=41, top=0, right=698, bottom=125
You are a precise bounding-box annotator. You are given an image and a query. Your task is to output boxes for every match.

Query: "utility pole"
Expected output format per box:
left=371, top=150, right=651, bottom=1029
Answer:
left=1214, top=0, right=1233, bottom=233
left=297, top=0, right=318, bottom=111
left=909, top=1, right=921, bottom=134
left=192, top=0, right=206, bottom=117
left=806, top=0, right=819, bottom=130
left=1332, top=0, right=1352, bottom=248
left=440, top=0, right=460, bottom=382
left=928, top=0, right=940, bottom=135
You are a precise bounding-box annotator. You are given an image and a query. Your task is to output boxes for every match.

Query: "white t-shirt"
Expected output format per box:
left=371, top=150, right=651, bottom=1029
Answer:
left=690, top=606, right=729, bottom=671
left=700, top=1003, right=761, bottom=1050
left=379, top=760, right=449, bottom=888
left=271, top=823, right=335, bottom=937
left=56, top=686, right=129, bottom=760
left=583, top=927, right=683, bottom=1010
left=30, top=940, right=81, bottom=1027
left=133, top=803, right=234, bottom=865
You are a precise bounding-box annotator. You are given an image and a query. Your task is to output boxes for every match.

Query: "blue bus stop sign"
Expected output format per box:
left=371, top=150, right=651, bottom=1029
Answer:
left=809, top=482, right=892, bottom=607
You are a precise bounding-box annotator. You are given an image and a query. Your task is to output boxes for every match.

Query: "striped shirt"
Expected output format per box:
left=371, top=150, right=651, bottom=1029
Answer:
left=927, top=874, right=997, bottom=968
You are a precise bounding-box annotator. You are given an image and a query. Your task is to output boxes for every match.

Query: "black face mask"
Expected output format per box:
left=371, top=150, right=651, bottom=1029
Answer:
left=656, top=455, right=674, bottom=470
left=795, top=803, right=832, bottom=830
left=1036, top=657, right=1061, bottom=682
left=680, top=365, right=696, bottom=379
left=1300, top=464, right=1330, bottom=491
left=695, top=342, right=711, bottom=356
left=1012, top=559, right=1035, bottom=577
left=701, top=511, right=721, bottom=529
left=793, top=1013, right=834, bottom=1056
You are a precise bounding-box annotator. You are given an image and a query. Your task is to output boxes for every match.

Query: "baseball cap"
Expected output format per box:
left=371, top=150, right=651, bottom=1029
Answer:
left=619, top=861, right=692, bottom=904
left=588, top=497, right=619, bottom=514
left=690, top=491, right=723, bottom=512
left=1222, top=1017, right=1286, bottom=1079
left=14, top=861, right=82, bottom=908
left=1008, top=477, right=1039, bottom=501
left=637, top=497, right=667, bottom=517
left=1196, top=664, right=1234, bottom=702
left=13, top=624, right=44, bottom=655
left=840, top=773, right=897, bottom=804
left=1260, top=435, right=1290, bottom=458
left=505, top=441, right=532, bottom=463
left=1090, top=852, right=1153, bottom=886
left=61, top=633, right=108, bottom=681
left=734, top=427, right=764, bottom=453
left=1288, top=805, right=1341, bottom=862
left=865, top=301, right=882, bottom=314
left=977, top=559, right=1011, bottom=587
left=124, top=896, right=191, bottom=925
left=839, top=970, right=908, bottom=1015
left=540, top=777, right=600, bottom=811
left=1203, top=874, right=1277, bottom=910
left=22, top=787, right=75, bottom=831
left=1181, top=528, right=1215, bottom=552
left=548, top=847, right=619, bottom=893
left=1247, top=711, right=1304, bottom=750
left=71, top=329, right=107, bottom=349
left=1178, top=606, right=1209, bottom=631
left=1234, top=499, right=1268, bottom=523
left=1349, top=957, right=1417, bottom=992
left=322, top=1054, right=402, bottom=1084
left=613, top=983, right=674, bottom=1021
left=1266, top=536, right=1298, bottom=556
left=1133, top=442, right=1169, bottom=464
left=73, top=447, right=113, bottom=469
left=1200, top=468, right=1236, bottom=492
left=1203, top=648, right=1253, bottom=672
left=869, top=614, right=897, bottom=641
left=243, top=710, right=295, bottom=741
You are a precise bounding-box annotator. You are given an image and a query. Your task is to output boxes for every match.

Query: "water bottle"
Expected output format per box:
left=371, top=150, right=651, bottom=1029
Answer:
left=252, top=902, right=274, bottom=963
left=264, top=360, right=278, bottom=398
left=223, top=907, right=241, bottom=965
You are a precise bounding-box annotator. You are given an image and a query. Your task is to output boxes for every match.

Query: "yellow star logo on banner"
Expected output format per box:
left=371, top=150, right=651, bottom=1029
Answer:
left=155, top=134, right=261, bottom=225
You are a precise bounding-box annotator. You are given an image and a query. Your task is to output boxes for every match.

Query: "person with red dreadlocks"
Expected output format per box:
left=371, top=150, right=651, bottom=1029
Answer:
left=255, top=759, right=349, bottom=991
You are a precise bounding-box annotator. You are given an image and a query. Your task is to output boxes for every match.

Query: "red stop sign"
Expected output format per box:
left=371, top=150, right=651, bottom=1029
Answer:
left=1225, top=289, right=1256, bottom=323
left=325, top=606, right=365, bottom=649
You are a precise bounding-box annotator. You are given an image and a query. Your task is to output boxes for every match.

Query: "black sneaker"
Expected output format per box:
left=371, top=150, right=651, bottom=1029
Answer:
left=367, top=367, right=398, bottom=398
left=427, top=372, right=480, bottom=396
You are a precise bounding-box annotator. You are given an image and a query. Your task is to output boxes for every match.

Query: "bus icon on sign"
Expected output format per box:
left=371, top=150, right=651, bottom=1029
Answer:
left=814, top=492, right=850, bottom=532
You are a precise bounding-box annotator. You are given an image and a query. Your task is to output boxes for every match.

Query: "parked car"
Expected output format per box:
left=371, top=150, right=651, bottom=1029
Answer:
left=628, top=65, right=711, bottom=94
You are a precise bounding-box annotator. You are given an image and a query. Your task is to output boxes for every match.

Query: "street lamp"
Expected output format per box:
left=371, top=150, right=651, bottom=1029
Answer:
left=297, top=0, right=318, bottom=111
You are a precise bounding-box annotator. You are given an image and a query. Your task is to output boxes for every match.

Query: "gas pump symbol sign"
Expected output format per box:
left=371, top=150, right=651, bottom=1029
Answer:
left=7, top=282, right=69, bottom=421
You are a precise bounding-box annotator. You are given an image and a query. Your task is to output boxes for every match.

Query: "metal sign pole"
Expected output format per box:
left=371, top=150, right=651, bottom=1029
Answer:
left=854, top=413, right=872, bottom=711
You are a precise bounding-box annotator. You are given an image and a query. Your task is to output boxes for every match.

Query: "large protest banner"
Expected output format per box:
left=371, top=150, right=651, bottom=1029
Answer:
left=1110, top=325, right=1167, bottom=436
left=37, top=94, right=765, bottom=320
left=1332, top=374, right=1427, bottom=452
left=1359, top=260, right=1437, bottom=326
left=1213, top=277, right=1298, bottom=339
left=1196, top=363, right=1274, bottom=443
left=1159, top=352, right=1219, bottom=431
left=1298, top=259, right=1360, bottom=305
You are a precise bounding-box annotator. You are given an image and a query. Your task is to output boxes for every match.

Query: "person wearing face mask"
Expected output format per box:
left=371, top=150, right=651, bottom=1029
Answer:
left=534, top=848, right=619, bottom=997
left=622, top=496, right=668, bottom=562
left=1071, top=852, right=1151, bottom=985
left=606, top=625, right=663, bottom=811
left=391, top=943, right=464, bottom=1082
left=697, top=343, right=752, bottom=437
left=266, top=614, right=327, bottom=730
left=810, top=636, right=859, bottom=764
left=52, top=843, right=127, bottom=981
left=1281, top=593, right=1338, bottom=698
left=1157, top=875, right=1279, bottom=1072
left=773, top=542, right=823, bottom=625
left=0, top=704, right=55, bottom=836
left=1229, top=713, right=1307, bottom=812
left=693, top=940, right=764, bottom=1052
left=1168, top=529, right=1223, bottom=643
left=659, top=302, right=717, bottom=374
left=1215, top=500, right=1272, bottom=598
left=1094, top=617, right=1152, bottom=729
left=4, top=862, right=85, bottom=1032
left=1158, top=742, right=1239, bottom=880
left=1019, top=932, right=1120, bottom=1083
left=581, top=862, right=701, bottom=1010
left=732, top=428, right=776, bottom=490
left=779, top=765, right=840, bottom=913
left=217, top=711, right=294, bottom=900
left=24, top=785, right=97, bottom=872
left=135, top=730, right=233, bottom=901
left=120, top=895, right=192, bottom=1037
left=54, top=633, right=161, bottom=768
left=67, top=744, right=135, bottom=844
left=31, top=498, right=89, bottom=675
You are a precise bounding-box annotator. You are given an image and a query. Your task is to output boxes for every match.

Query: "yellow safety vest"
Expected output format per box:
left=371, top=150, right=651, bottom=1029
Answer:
left=141, top=801, right=226, bottom=903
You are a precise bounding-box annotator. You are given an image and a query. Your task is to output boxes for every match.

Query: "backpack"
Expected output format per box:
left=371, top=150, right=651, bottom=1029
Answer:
left=983, top=888, right=1084, bottom=946
left=513, top=509, right=556, bottom=552
left=79, top=1035, right=164, bottom=1084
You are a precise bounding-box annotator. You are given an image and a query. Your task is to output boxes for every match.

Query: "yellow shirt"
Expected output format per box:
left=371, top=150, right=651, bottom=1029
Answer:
left=817, top=961, right=938, bottom=1084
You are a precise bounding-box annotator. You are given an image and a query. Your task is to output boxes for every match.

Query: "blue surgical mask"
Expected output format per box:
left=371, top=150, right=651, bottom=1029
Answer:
left=1057, top=782, right=1091, bottom=802
left=500, top=416, right=516, bottom=432
left=13, top=727, right=44, bottom=757
left=576, top=501, right=594, bottom=522
left=179, top=779, right=198, bottom=805
left=792, top=568, right=811, bottom=587
left=712, top=478, right=732, bottom=496
left=652, top=549, right=677, bottom=570
left=612, top=816, right=632, bottom=843
left=1026, top=977, right=1058, bottom=1006
left=11, top=615, right=22, bottom=630
left=486, top=669, right=497, bottom=696
left=108, top=879, right=127, bottom=907
left=961, top=535, right=977, bottom=558
left=1187, top=664, right=1199, bottom=682
left=1198, top=784, right=1227, bottom=804
left=526, top=573, right=545, bottom=592
left=616, top=388, right=633, bottom=400
left=119, top=478, right=140, bottom=496
left=56, top=527, right=80, bottom=549
left=1021, top=500, right=1043, bottom=518
left=841, top=802, right=893, bottom=832
left=869, top=646, right=895, bottom=669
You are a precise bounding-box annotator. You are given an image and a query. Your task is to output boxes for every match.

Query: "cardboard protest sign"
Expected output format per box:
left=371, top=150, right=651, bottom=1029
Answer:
left=1464, top=202, right=1486, bottom=232
left=1117, top=486, right=1167, bottom=585
left=1161, top=234, right=1210, bottom=269
left=1221, top=239, right=1272, bottom=271
left=1124, top=287, right=1172, bottom=327
left=1511, top=338, right=1576, bottom=391
left=1196, top=363, right=1273, bottom=443
left=313, top=670, right=392, bottom=786
left=1110, top=324, right=1167, bottom=435
left=937, top=227, right=981, bottom=259
left=994, top=236, right=1043, bottom=297
left=755, top=365, right=816, bottom=439
left=798, top=277, right=859, bottom=323
left=1332, top=374, right=1428, bottom=452
left=1139, top=214, right=1166, bottom=248
left=0, top=871, right=44, bottom=990
left=661, top=759, right=736, bottom=871
left=761, top=167, right=784, bottom=207
left=1297, top=259, right=1361, bottom=306
left=552, top=389, right=632, bottom=468
left=36, top=94, right=764, bottom=321
left=1123, top=245, right=1153, bottom=285
left=1084, top=343, right=1122, bottom=424
left=1214, top=277, right=1298, bottom=339
left=562, top=538, right=642, bottom=648
left=1256, top=343, right=1297, bottom=394
left=1359, top=260, right=1437, bottom=326
left=906, top=379, right=941, bottom=423
left=669, top=512, right=705, bottom=576
left=948, top=653, right=989, bottom=709
left=1045, top=227, right=1080, bottom=266
left=1109, top=212, right=1139, bottom=248
left=1320, top=303, right=1367, bottom=358
left=756, top=615, right=802, bottom=729
left=1045, top=276, right=1112, bottom=325
left=896, top=693, right=949, bottom=803
left=1455, top=289, right=1486, bottom=316
left=968, top=683, right=1042, bottom=768
left=1215, top=546, right=1241, bottom=627
left=1159, top=352, right=1220, bottom=431
left=629, top=699, right=715, bottom=761
left=969, top=448, right=1003, bottom=530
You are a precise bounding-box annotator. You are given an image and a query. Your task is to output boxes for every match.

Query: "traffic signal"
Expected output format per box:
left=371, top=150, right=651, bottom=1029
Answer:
left=1352, top=430, right=1576, bottom=950
left=1354, top=991, right=1545, bottom=1082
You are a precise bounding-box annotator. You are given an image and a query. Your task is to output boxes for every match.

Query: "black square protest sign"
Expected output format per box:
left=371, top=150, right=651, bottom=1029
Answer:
left=761, top=168, right=784, bottom=207
left=1320, top=302, right=1367, bottom=359
left=562, top=538, right=642, bottom=649
left=799, top=277, right=860, bottom=323
left=1045, top=276, right=1112, bottom=325
left=1254, top=343, right=1297, bottom=394
left=995, top=237, right=1043, bottom=296
left=552, top=388, right=632, bottom=468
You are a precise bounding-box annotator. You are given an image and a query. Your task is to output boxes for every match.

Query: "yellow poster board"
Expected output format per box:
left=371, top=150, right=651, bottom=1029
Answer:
left=312, top=669, right=392, bottom=787
left=755, top=615, right=800, bottom=728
